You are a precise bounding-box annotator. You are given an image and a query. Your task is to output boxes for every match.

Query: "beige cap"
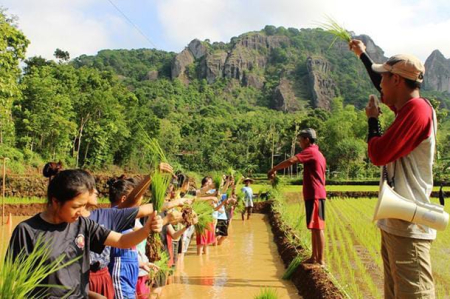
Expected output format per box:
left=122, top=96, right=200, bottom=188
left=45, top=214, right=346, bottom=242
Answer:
left=372, top=54, right=425, bottom=83
left=299, top=128, right=317, bottom=140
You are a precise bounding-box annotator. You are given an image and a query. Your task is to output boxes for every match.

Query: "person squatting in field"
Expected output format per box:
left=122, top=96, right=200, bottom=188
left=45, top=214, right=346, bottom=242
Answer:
left=350, top=39, right=437, bottom=298
left=6, top=169, right=163, bottom=298
left=268, top=128, right=327, bottom=266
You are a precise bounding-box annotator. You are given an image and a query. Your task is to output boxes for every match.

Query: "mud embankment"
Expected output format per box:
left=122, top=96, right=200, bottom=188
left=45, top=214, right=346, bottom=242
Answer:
left=255, top=201, right=344, bottom=298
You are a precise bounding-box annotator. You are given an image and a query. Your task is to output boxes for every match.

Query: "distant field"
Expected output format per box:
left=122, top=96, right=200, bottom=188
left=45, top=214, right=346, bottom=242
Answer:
left=3, top=184, right=450, bottom=204
left=2, top=197, right=111, bottom=204
left=251, top=184, right=450, bottom=193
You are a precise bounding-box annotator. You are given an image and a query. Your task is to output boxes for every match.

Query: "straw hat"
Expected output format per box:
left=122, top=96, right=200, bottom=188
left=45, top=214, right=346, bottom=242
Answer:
left=243, top=177, right=254, bottom=182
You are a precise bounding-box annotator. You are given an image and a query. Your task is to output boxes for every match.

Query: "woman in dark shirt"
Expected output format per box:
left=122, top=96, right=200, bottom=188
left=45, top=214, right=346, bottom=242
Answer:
left=7, top=169, right=163, bottom=298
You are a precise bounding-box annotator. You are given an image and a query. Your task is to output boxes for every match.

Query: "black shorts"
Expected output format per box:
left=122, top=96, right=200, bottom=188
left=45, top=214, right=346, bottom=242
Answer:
left=305, top=199, right=325, bottom=230
left=215, top=219, right=229, bottom=237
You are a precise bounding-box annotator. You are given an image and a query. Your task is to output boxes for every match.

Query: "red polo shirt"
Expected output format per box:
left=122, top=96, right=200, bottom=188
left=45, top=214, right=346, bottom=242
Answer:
left=295, top=144, right=327, bottom=200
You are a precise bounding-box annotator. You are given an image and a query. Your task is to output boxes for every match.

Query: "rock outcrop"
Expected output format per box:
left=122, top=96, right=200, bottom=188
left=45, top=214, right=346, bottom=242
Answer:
left=424, top=50, right=450, bottom=93
left=145, top=70, right=158, bottom=81
left=356, top=34, right=387, bottom=63
left=171, top=48, right=195, bottom=84
left=272, top=78, right=300, bottom=112
left=172, top=33, right=290, bottom=86
left=204, top=51, right=228, bottom=83
left=188, top=39, right=207, bottom=59
left=243, top=72, right=264, bottom=89
left=306, top=56, right=337, bottom=110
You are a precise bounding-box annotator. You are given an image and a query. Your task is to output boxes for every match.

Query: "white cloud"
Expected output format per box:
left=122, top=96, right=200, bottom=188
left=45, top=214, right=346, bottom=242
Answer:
left=155, top=0, right=450, bottom=61
left=2, top=0, right=450, bottom=62
left=2, top=0, right=125, bottom=60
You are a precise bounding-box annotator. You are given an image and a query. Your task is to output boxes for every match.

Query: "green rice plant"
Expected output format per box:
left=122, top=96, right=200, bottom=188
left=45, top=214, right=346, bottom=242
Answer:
left=318, top=16, right=352, bottom=49
left=234, top=171, right=244, bottom=187
left=254, top=287, right=278, bottom=299
left=146, top=170, right=171, bottom=262
left=191, top=200, right=214, bottom=235
left=235, top=192, right=246, bottom=214
left=227, top=167, right=236, bottom=178
left=271, top=175, right=281, bottom=190
left=0, top=236, right=79, bottom=298
left=212, top=173, right=223, bottom=191
left=150, top=171, right=171, bottom=212
left=149, top=251, right=172, bottom=286
left=226, top=188, right=232, bottom=200
left=282, top=256, right=303, bottom=280
left=137, top=123, right=167, bottom=163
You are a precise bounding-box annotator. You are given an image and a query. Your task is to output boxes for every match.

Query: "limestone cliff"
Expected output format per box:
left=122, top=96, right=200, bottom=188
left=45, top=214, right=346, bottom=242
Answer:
left=272, top=78, right=300, bottom=112
left=306, top=56, right=336, bottom=110
left=356, top=34, right=387, bottom=63
left=172, top=33, right=290, bottom=85
left=424, top=50, right=450, bottom=93
left=171, top=48, right=194, bottom=84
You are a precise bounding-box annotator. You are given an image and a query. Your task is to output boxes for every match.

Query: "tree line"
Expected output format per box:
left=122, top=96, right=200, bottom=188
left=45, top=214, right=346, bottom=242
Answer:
left=2, top=10, right=450, bottom=180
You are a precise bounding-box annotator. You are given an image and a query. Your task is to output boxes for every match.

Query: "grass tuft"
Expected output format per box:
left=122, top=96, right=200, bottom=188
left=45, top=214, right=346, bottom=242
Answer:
left=254, top=287, right=279, bottom=299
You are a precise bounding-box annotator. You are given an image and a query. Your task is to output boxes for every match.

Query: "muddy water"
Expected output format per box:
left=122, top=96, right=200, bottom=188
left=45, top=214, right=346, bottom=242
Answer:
left=162, top=214, right=299, bottom=299
left=1, top=215, right=299, bottom=298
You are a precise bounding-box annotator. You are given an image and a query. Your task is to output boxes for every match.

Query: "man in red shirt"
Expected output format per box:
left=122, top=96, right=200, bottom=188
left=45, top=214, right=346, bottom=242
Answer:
left=268, top=128, right=327, bottom=265
left=350, top=39, right=436, bottom=298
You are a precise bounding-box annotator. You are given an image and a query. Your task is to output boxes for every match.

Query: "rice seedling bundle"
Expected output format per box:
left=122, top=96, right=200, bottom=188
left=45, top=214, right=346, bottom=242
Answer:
left=271, top=175, right=281, bottom=189
left=318, top=16, right=352, bottom=49
left=191, top=200, right=214, bottom=235
left=148, top=251, right=172, bottom=287
left=282, top=255, right=303, bottom=280
left=226, top=188, right=232, bottom=200
left=0, top=236, right=79, bottom=298
left=213, top=173, right=223, bottom=191
left=138, top=123, right=167, bottom=163
left=180, top=206, right=197, bottom=227
left=254, top=287, right=279, bottom=299
left=236, top=192, right=246, bottom=213
left=146, top=170, right=171, bottom=262
left=150, top=171, right=171, bottom=212
left=227, top=167, right=236, bottom=178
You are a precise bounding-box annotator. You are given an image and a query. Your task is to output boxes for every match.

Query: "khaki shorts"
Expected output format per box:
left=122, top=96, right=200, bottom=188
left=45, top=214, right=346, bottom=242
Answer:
left=381, top=230, right=435, bottom=299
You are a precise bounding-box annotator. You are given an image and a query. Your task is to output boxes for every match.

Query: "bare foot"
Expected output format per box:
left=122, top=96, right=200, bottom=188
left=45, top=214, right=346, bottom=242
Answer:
left=303, top=257, right=316, bottom=264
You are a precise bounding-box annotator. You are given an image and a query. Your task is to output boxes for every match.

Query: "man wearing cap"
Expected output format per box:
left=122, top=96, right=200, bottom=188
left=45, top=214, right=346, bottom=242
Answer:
left=241, top=178, right=254, bottom=220
left=267, top=128, right=326, bottom=266
left=350, top=40, right=436, bottom=298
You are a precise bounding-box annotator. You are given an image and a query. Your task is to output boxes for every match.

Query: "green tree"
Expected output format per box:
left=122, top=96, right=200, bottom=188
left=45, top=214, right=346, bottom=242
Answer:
left=54, top=48, right=70, bottom=62
left=16, top=65, right=76, bottom=160
left=0, top=9, right=29, bottom=145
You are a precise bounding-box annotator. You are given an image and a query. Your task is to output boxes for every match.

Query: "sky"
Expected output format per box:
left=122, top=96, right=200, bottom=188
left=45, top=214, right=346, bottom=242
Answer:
left=2, top=0, right=450, bottom=62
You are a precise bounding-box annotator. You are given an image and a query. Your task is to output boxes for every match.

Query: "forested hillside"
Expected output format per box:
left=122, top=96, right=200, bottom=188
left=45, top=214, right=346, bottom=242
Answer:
left=2, top=10, right=450, bottom=179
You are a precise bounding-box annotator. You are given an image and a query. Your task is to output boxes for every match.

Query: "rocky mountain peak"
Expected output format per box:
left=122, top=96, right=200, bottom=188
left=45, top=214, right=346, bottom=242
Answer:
left=424, top=49, right=450, bottom=93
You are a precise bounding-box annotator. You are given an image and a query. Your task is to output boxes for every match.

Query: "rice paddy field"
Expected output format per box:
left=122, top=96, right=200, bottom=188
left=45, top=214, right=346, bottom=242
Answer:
left=2, top=184, right=450, bottom=298
left=277, top=196, right=450, bottom=298
left=252, top=184, right=450, bottom=194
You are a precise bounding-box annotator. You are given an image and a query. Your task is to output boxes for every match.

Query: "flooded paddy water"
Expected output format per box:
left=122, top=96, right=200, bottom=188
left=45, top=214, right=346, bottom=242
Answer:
left=162, top=213, right=299, bottom=299
left=1, top=213, right=299, bottom=298
left=1, top=215, right=30, bottom=257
